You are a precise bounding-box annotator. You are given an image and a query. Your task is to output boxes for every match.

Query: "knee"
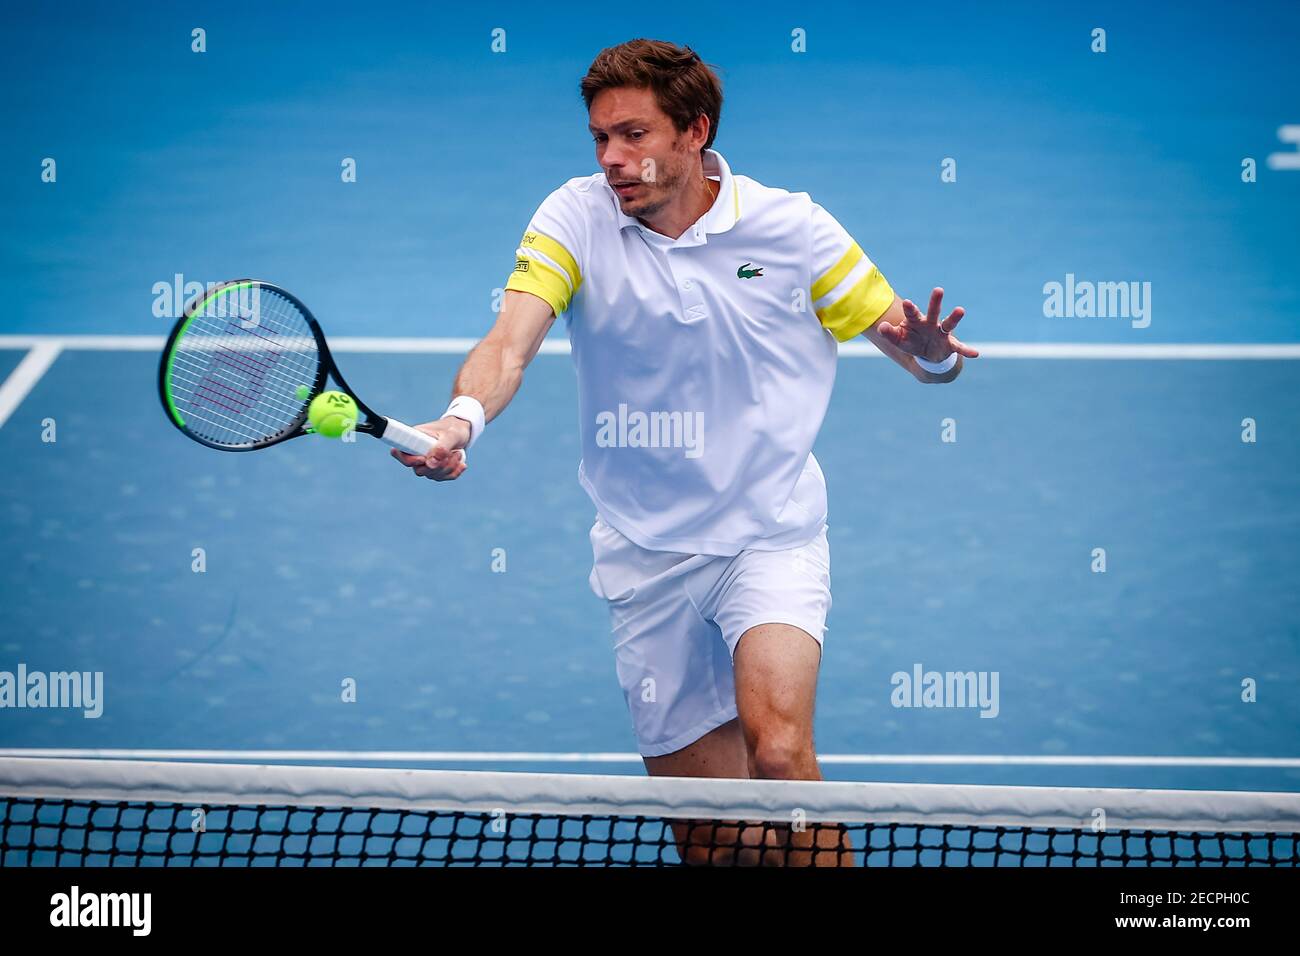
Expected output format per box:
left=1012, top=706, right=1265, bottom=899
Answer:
left=749, top=728, right=812, bottom=780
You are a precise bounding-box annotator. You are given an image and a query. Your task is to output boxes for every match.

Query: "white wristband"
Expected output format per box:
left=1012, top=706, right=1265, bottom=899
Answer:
left=444, top=395, right=485, bottom=449
left=914, top=353, right=958, bottom=375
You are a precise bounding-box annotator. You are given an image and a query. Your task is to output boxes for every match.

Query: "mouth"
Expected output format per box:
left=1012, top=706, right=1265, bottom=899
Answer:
left=612, top=182, right=641, bottom=198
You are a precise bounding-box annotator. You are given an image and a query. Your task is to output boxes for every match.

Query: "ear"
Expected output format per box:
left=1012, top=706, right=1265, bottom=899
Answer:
left=690, top=111, right=711, bottom=149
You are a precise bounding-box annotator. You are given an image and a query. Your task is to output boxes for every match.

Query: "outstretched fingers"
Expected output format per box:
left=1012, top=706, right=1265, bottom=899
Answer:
left=901, top=297, right=925, bottom=327
left=926, top=287, right=945, bottom=324
left=939, top=306, right=966, bottom=334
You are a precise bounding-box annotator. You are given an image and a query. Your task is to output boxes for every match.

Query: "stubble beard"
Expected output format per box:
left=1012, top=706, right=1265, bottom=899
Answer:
left=619, top=150, right=691, bottom=220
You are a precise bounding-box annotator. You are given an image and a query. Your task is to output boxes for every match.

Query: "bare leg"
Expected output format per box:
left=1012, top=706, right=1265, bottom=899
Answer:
left=643, top=718, right=767, bottom=864
left=641, top=623, right=851, bottom=866
left=733, top=622, right=852, bottom=866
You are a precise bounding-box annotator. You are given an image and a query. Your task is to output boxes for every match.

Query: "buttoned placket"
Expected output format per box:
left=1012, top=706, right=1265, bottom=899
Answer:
left=653, top=221, right=710, bottom=325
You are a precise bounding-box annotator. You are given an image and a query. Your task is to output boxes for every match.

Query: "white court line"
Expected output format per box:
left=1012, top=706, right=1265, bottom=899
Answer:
left=0, top=335, right=1298, bottom=359
left=1, top=335, right=1296, bottom=431
left=1, top=749, right=1297, bottom=768
left=956, top=342, right=1300, bottom=360
left=0, top=342, right=63, bottom=429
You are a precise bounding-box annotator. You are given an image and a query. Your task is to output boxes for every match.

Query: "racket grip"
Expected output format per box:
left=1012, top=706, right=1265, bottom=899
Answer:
left=381, top=418, right=467, bottom=464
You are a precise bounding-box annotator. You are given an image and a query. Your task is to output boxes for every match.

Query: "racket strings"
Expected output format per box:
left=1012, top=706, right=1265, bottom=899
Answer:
left=166, top=286, right=322, bottom=447
left=169, top=350, right=307, bottom=430
left=169, top=331, right=315, bottom=442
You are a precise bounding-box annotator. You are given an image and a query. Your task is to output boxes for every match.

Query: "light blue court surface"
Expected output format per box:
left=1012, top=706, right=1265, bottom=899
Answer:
left=1, top=2, right=1298, bottom=792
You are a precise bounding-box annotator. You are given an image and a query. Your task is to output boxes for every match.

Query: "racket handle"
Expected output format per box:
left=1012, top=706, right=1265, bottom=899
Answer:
left=380, top=418, right=467, bottom=464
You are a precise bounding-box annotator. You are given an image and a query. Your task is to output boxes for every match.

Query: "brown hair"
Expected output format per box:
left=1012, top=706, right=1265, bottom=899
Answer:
left=580, top=39, right=723, bottom=152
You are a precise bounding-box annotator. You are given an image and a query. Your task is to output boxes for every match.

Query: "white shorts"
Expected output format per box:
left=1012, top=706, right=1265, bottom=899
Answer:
left=588, top=517, right=832, bottom=757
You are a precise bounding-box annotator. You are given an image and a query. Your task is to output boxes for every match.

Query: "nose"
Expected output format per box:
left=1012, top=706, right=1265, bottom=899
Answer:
left=598, top=143, right=631, bottom=176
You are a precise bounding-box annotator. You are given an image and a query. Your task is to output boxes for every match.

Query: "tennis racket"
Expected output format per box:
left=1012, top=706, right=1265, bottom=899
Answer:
left=158, top=279, right=461, bottom=461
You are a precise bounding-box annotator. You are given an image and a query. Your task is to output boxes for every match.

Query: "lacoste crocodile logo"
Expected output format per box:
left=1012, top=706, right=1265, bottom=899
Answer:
left=736, top=263, right=764, bottom=279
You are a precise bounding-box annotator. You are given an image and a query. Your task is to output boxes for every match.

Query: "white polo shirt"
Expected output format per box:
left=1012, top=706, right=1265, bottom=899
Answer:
left=505, top=149, right=894, bottom=556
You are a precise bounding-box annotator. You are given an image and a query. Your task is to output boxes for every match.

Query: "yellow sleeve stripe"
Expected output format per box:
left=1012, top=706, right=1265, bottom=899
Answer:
left=502, top=230, right=582, bottom=317
left=815, top=266, right=896, bottom=342
left=505, top=255, right=572, bottom=317
left=520, top=231, right=581, bottom=292
left=811, top=242, right=864, bottom=302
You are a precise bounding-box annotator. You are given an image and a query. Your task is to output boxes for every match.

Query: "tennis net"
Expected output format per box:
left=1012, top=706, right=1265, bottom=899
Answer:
left=2, top=757, right=1298, bottom=867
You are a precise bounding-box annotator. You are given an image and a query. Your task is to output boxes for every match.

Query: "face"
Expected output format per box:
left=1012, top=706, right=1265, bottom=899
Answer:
left=588, top=86, right=705, bottom=220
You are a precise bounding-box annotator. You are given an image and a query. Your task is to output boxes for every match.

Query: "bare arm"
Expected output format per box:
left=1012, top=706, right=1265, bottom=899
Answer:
left=862, top=288, right=977, bottom=383
left=391, top=289, right=556, bottom=480
left=451, top=290, right=557, bottom=423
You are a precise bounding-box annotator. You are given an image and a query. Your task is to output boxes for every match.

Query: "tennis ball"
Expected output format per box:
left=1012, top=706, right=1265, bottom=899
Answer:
left=295, top=384, right=311, bottom=401
left=307, top=391, right=357, bottom=439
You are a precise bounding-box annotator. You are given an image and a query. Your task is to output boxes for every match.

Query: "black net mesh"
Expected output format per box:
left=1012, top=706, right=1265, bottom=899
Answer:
left=4, top=796, right=1297, bottom=868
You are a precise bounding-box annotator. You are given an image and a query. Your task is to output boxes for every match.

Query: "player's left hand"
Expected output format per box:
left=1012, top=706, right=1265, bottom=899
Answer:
left=876, top=287, right=978, bottom=364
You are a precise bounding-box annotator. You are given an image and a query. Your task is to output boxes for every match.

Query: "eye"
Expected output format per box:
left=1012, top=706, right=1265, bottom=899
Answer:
left=630, top=131, right=644, bottom=140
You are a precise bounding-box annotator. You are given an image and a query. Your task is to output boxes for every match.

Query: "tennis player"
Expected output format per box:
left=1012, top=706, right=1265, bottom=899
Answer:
left=392, top=39, right=977, bottom=863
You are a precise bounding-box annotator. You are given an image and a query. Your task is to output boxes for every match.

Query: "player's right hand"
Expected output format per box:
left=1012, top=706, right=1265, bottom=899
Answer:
left=390, top=417, right=470, bottom=481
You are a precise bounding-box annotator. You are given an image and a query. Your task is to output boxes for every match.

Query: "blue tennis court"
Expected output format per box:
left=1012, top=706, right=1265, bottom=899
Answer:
left=1, top=1, right=1297, bottom=798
